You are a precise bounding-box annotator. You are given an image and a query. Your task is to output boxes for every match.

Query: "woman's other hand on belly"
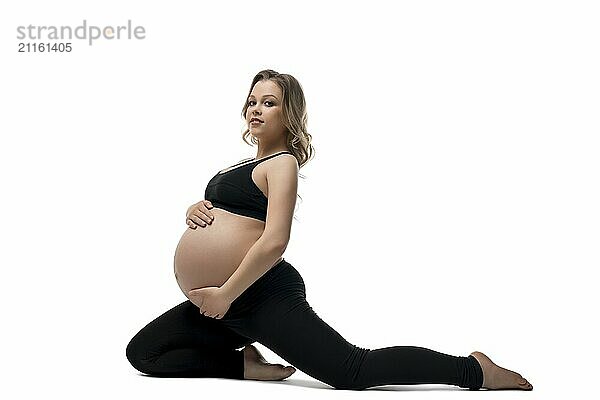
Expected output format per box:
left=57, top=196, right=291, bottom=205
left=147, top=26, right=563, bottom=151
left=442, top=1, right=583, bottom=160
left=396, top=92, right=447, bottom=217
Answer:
left=186, top=200, right=215, bottom=229
left=188, top=286, right=232, bottom=319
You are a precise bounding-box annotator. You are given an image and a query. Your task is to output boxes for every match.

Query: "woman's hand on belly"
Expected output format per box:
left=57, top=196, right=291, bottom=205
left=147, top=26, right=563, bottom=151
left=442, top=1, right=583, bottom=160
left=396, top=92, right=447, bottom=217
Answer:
left=186, top=200, right=215, bottom=229
left=188, top=286, right=232, bottom=319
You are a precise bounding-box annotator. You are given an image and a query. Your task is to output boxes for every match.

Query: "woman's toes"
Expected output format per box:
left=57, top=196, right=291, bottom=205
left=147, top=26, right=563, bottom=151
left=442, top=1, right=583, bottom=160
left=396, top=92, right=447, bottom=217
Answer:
left=286, top=366, right=296, bottom=373
left=282, top=365, right=296, bottom=377
left=515, top=373, right=533, bottom=390
left=519, top=378, right=533, bottom=390
left=269, top=364, right=295, bottom=380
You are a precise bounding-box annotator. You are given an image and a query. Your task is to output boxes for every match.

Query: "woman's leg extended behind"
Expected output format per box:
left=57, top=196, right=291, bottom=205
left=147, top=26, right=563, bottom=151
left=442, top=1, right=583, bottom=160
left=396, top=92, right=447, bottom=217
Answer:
left=222, top=261, right=483, bottom=390
left=126, top=300, right=253, bottom=378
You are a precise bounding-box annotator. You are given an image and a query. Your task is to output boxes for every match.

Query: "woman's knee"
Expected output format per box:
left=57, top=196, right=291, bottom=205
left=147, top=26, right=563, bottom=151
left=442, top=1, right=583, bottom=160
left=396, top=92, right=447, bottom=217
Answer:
left=320, top=371, right=368, bottom=390
left=324, top=345, right=372, bottom=390
left=126, top=335, right=152, bottom=375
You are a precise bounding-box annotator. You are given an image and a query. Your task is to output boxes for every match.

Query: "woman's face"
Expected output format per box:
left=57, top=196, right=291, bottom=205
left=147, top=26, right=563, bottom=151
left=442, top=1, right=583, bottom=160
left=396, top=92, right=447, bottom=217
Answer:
left=246, top=80, right=286, bottom=140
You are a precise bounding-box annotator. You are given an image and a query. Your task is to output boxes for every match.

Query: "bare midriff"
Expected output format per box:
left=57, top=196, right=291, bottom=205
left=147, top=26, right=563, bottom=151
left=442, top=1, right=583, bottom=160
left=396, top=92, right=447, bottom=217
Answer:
left=173, top=207, right=283, bottom=301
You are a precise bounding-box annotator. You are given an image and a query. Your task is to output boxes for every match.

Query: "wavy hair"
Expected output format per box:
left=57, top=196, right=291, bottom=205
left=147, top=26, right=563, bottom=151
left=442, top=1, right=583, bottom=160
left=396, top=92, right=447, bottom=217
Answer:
left=240, top=69, right=315, bottom=220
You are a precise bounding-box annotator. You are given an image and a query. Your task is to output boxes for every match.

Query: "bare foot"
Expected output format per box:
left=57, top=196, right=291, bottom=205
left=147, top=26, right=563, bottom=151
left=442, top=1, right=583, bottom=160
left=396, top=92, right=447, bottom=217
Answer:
left=470, top=351, right=533, bottom=390
left=243, top=344, right=296, bottom=381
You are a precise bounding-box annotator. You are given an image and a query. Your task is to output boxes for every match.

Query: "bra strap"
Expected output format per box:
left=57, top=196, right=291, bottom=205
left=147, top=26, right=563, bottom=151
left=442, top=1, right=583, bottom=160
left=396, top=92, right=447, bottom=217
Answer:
left=258, top=151, right=292, bottom=163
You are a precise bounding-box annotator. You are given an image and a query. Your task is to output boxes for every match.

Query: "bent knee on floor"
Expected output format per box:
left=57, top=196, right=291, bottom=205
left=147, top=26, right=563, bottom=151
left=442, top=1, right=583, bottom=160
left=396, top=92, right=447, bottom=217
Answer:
left=126, top=338, right=152, bottom=375
left=331, top=380, right=367, bottom=391
left=323, top=372, right=368, bottom=391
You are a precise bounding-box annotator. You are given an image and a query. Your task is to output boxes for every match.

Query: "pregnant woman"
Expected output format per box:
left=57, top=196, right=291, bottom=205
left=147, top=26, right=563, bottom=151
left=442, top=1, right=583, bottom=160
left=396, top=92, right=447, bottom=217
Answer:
left=126, top=69, right=533, bottom=391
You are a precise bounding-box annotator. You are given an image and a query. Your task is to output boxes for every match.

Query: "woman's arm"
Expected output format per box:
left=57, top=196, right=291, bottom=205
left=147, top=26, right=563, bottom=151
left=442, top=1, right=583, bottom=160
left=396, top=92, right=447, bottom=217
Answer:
left=219, top=154, right=299, bottom=302
left=220, top=236, right=285, bottom=303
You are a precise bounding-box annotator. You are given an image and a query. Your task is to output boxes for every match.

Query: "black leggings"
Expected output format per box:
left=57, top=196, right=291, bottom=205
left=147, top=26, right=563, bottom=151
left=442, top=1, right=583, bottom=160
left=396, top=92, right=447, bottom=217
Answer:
left=126, top=258, right=483, bottom=390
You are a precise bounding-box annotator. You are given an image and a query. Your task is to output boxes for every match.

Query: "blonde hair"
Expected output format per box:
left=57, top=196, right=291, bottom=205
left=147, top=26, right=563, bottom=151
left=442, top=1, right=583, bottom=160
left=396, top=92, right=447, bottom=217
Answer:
left=240, top=69, right=315, bottom=219
left=241, top=69, right=315, bottom=170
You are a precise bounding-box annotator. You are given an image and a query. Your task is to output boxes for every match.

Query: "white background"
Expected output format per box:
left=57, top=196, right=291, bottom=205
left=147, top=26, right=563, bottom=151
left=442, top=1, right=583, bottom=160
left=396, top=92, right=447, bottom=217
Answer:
left=1, top=0, right=598, bottom=398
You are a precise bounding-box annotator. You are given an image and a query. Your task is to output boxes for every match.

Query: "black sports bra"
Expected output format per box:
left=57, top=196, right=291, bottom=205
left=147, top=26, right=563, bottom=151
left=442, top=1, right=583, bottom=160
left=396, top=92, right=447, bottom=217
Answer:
left=204, top=151, right=293, bottom=222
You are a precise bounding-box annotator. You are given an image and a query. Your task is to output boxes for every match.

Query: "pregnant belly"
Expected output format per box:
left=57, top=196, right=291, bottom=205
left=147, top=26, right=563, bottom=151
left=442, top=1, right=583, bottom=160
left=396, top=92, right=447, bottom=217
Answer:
left=173, top=207, right=275, bottom=300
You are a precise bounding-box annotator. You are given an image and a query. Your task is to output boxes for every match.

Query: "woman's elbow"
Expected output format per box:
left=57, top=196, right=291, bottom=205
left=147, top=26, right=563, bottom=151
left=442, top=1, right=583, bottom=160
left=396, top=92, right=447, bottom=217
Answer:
left=262, top=235, right=289, bottom=254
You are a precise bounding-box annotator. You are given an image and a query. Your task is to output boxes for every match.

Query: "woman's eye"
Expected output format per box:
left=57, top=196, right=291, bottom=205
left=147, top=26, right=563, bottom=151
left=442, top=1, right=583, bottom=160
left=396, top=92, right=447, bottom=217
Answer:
left=247, top=100, right=274, bottom=106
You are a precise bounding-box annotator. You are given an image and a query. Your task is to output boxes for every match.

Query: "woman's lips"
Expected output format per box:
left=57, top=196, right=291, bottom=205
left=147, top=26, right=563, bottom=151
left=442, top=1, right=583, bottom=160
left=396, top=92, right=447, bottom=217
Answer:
left=250, top=120, right=263, bottom=125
